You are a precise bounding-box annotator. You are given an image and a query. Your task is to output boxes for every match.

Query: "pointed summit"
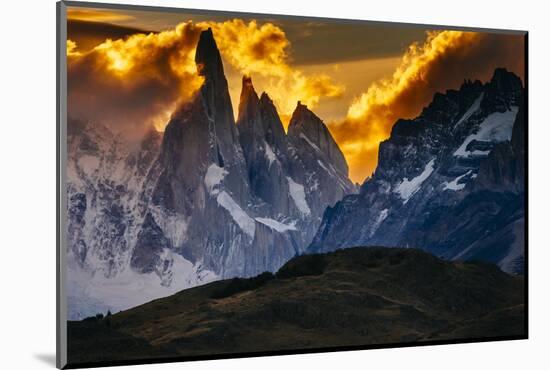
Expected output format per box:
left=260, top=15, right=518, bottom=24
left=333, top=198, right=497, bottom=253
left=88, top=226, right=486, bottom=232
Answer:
left=259, top=92, right=272, bottom=104
left=195, top=28, right=224, bottom=82
left=288, top=101, right=349, bottom=177
left=236, top=75, right=286, bottom=151
left=483, top=68, right=523, bottom=112
left=490, top=68, right=523, bottom=90
left=259, top=92, right=287, bottom=150
left=237, top=75, right=260, bottom=124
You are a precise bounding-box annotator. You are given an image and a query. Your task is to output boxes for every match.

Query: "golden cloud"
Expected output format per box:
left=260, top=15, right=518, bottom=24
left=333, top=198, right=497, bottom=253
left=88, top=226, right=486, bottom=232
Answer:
left=67, top=22, right=204, bottom=135
left=206, top=19, right=344, bottom=121
left=67, top=19, right=344, bottom=134
left=66, top=39, right=81, bottom=57
left=329, top=31, right=524, bottom=183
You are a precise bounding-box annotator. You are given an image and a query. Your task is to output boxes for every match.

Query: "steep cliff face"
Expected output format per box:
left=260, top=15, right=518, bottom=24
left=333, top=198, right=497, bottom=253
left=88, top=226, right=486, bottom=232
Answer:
left=67, top=119, right=163, bottom=278
left=309, top=69, right=525, bottom=274
left=148, top=29, right=303, bottom=279
left=288, top=101, right=349, bottom=179
left=236, top=76, right=291, bottom=216
left=286, top=101, right=356, bottom=215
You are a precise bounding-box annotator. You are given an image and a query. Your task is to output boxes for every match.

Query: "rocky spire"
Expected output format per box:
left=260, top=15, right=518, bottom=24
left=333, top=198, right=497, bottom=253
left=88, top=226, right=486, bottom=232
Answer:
left=259, top=92, right=287, bottom=151
left=288, top=101, right=349, bottom=177
left=237, top=76, right=287, bottom=162
left=482, top=68, right=523, bottom=112
left=237, top=75, right=260, bottom=126
left=195, top=28, right=225, bottom=85
left=194, top=28, right=236, bottom=133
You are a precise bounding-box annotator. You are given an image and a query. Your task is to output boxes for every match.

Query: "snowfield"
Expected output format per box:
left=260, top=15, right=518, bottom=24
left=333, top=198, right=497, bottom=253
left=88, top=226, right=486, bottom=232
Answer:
left=394, top=158, right=436, bottom=204
left=453, top=93, right=484, bottom=129
left=67, top=253, right=218, bottom=320
left=255, top=217, right=297, bottom=232
left=454, top=106, right=518, bottom=158
left=287, top=176, right=311, bottom=215
left=443, top=170, right=473, bottom=191
left=264, top=142, right=277, bottom=167
left=216, top=191, right=256, bottom=238
left=204, top=163, right=228, bottom=195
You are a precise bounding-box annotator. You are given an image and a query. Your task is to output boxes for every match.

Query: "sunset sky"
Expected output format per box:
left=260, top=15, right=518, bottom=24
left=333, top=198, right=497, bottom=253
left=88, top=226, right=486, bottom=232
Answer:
left=66, top=6, right=525, bottom=183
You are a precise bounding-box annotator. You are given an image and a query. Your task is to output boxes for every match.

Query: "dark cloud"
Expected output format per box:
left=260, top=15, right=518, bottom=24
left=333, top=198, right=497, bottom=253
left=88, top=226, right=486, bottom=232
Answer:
left=67, top=19, right=150, bottom=52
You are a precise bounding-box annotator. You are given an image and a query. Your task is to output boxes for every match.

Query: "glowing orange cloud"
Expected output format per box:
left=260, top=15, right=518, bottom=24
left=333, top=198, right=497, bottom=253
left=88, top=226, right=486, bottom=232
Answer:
left=329, top=31, right=524, bottom=183
left=66, top=39, right=81, bottom=57
left=205, top=19, right=344, bottom=122
left=67, top=22, right=205, bottom=134
left=67, top=19, right=343, bottom=133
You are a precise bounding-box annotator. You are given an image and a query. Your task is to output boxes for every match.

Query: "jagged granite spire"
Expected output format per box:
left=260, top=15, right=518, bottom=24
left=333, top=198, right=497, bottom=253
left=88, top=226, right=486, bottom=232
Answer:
left=259, top=92, right=287, bottom=151
left=237, top=75, right=260, bottom=124
left=152, top=28, right=253, bottom=271
left=236, top=76, right=292, bottom=215
left=288, top=101, right=349, bottom=178
left=195, top=28, right=225, bottom=86
left=237, top=76, right=286, bottom=163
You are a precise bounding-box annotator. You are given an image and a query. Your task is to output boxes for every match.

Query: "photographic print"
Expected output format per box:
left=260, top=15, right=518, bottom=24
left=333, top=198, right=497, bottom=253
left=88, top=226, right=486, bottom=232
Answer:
left=57, top=1, right=527, bottom=368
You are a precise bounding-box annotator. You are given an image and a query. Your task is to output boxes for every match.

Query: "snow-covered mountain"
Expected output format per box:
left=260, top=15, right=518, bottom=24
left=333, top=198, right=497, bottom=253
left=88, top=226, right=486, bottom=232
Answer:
left=309, top=68, right=525, bottom=274
left=66, top=28, right=355, bottom=319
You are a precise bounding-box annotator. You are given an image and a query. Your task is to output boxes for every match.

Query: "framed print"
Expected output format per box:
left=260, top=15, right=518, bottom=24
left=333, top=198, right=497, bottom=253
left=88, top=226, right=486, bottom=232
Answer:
left=56, top=1, right=528, bottom=368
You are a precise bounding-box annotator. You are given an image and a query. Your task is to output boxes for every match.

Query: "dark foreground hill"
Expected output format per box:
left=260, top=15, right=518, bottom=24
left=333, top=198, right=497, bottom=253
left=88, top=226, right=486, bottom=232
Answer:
left=67, top=247, right=525, bottom=365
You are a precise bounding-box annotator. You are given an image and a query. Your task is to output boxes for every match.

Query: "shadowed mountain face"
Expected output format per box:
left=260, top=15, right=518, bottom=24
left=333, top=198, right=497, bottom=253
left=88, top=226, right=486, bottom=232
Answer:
left=67, top=247, right=524, bottom=365
left=309, top=69, right=525, bottom=274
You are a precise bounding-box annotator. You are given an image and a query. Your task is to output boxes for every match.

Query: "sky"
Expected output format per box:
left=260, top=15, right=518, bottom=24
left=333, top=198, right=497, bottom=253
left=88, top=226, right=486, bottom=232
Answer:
left=66, top=6, right=525, bottom=183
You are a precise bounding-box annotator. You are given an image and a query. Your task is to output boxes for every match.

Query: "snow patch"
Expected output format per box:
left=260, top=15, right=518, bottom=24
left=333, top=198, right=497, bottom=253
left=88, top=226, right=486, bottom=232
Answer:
left=204, top=163, right=228, bottom=195
left=287, top=176, right=311, bottom=215
left=443, top=170, right=472, bottom=191
left=216, top=191, right=255, bottom=238
left=264, top=143, right=277, bottom=167
left=150, top=207, right=189, bottom=248
left=454, top=93, right=484, bottom=129
left=67, top=253, right=218, bottom=320
left=454, top=107, right=518, bottom=158
left=300, top=133, right=321, bottom=152
left=394, top=159, right=436, bottom=204
left=317, top=159, right=332, bottom=174
left=255, top=217, right=297, bottom=233
left=370, top=208, right=389, bottom=236
left=317, top=160, right=351, bottom=191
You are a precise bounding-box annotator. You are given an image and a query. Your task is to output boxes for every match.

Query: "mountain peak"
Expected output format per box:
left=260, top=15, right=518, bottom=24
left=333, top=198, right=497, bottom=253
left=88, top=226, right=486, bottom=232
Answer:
left=489, top=68, right=523, bottom=91
left=242, top=74, right=253, bottom=87
left=240, top=75, right=257, bottom=99
left=288, top=100, right=320, bottom=133
left=295, top=100, right=308, bottom=111
left=237, top=75, right=260, bottom=125
left=195, top=28, right=224, bottom=81
left=259, top=92, right=273, bottom=105
left=288, top=102, right=349, bottom=177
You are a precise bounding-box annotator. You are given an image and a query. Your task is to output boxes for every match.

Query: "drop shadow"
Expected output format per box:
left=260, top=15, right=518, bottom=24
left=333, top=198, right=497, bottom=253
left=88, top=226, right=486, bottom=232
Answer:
left=34, top=353, right=56, bottom=367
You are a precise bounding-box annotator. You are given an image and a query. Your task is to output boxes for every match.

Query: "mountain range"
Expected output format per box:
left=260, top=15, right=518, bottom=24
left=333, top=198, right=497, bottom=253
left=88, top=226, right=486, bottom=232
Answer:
left=309, top=68, right=525, bottom=275
left=66, top=29, right=355, bottom=319
left=66, top=28, right=525, bottom=320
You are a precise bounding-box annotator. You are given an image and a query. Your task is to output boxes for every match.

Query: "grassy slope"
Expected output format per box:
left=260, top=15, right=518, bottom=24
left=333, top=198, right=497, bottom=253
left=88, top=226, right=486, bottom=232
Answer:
left=68, top=247, right=524, bottom=365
